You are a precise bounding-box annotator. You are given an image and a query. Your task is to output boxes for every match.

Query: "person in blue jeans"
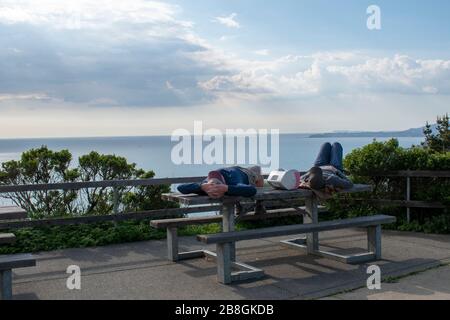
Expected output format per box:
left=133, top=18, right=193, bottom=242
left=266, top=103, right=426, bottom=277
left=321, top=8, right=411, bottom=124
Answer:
left=300, top=142, right=353, bottom=192
left=177, top=166, right=264, bottom=199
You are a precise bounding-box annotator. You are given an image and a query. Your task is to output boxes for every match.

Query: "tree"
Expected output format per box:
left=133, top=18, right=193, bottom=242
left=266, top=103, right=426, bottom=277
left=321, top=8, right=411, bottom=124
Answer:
left=423, top=114, right=449, bottom=153
left=0, top=147, right=174, bottom=218
left=0, top=146, right=79, bottom=217
left=122, top=170, right=176, bottom=212
left=78, top=152, right=140, bottom=215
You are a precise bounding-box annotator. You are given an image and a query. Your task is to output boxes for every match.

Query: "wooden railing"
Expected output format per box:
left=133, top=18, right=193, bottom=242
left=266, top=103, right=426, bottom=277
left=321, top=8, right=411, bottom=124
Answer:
left=0, top=171, right=448, bottom=229
left=0, top=176, right=209, bottom=230
left=359, top=171, right=449, bottom=223
left=0, top=175, right=281, bottom=230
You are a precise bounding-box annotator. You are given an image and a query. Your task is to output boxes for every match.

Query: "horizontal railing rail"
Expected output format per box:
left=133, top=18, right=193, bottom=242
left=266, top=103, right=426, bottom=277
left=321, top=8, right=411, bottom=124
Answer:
left=0, top=205, right=222, bottom=230
left=0, top=177, right=206, bottom=193
left=0, top=171, right=447, bottom=229
left=367, top=171, right=450, bottom=178
left=352, top=170, right=449, bottom=222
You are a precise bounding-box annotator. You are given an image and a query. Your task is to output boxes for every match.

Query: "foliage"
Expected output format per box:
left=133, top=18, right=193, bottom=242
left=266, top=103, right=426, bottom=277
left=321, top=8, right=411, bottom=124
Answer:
left=122, top=170, right=178, bottom=212
left=0, top=146, right=174, bottom=218
left=0, top=217, right=304, bottom=254
left=333, top=136, right=450, bottom=234
left=423, top=114, right=449, bottom=153
left=0, top=147, right=79, bottom=217
left=0, top=220, right=165, bottom=254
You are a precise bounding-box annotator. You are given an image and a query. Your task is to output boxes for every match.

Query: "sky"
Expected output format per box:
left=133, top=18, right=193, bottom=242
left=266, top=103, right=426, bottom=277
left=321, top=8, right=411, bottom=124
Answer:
left=0, top=0, right=449, bottom=138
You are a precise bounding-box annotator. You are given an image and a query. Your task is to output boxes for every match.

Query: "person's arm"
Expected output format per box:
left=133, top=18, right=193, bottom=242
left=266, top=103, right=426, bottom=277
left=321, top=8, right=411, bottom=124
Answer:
left=325, top=175, right=353, bottom=190
left=177, top=183, right=205, bottom=195
left=227, top=184, right=257, bottom=197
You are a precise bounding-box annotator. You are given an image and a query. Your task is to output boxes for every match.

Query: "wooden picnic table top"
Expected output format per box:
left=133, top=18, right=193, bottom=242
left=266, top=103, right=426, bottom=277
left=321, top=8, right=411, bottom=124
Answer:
left=163, top=184, right=372, bottom=206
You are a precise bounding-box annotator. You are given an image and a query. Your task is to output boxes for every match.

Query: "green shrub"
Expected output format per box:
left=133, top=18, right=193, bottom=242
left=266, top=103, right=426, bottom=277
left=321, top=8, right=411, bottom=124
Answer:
left=0, top=217, right=306, bottom=254
left=0, top=146, right=176, bottom=218
left=335, top=138, right=450, bottom=234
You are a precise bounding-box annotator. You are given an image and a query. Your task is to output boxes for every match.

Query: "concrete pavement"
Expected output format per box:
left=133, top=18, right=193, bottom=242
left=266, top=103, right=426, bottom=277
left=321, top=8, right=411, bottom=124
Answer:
left=326, top=264, right=450, bottom=300
left=10, top=229, right=450, bottom=300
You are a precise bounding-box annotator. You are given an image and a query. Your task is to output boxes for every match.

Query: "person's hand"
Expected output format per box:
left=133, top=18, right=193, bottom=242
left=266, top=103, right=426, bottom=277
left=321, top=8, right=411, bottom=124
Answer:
left=209, top=184, right=228, bottom=199
left=201, top=184, right=228, bottom=199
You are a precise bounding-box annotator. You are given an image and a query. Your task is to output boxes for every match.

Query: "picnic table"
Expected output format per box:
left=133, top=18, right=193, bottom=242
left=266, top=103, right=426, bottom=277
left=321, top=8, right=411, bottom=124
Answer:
left=163, top=184, right=373, bottom=264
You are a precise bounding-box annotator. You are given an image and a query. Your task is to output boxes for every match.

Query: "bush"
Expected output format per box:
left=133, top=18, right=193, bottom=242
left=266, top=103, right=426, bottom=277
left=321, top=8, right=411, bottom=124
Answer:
left=0, top=220, right=166, bottom=254
left=332, top=138, right=450, bottom=234
left=0, top=146, right=175, bottom=218
left=0, top=216, right=305, bottom=254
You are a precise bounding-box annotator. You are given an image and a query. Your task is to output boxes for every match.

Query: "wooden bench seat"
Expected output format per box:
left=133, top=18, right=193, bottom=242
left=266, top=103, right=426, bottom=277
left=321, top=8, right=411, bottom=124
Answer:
left=151, top=206, right=327, bottom=262
left=0, top=233, right=16, bottom=245
left=0, top=253, right=36, bottom=300
left=197, top=215, right=396, bottom=284
left=0, top=206, right=27, bottom=221
left=198, top=215, right=395, bottom=244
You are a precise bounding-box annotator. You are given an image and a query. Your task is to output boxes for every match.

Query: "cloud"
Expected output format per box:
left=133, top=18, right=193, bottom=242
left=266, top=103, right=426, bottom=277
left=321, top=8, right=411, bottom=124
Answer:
left=1, top=1, right=450, bottom=114
left=326, top=55, right=450, bottom=95
left=198, top=52, right=450, bottom=101
left=0, top=93, right=52, bottom=101
left=0, top=0, right=188, bottom=29
left=253, top=49, right=270, bottom=56
left=0, top=0, right=218, bottom=107
left=219, top=35, right=238, bottom=41
left=213, top=13, right=240, bottom=29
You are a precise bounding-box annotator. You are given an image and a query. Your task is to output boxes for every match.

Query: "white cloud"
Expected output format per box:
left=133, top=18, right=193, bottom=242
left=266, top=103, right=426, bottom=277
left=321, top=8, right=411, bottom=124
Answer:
left=213, top=13, right=240, bottom=29
left=0, top=0, right=215, bottom=107
left=219, top=35, right=237, bottom=41
left=253, top=49, right=270, bottom=56
left=422, top=86, right=438, bottom=94
left=1, top=1, right=449, bottom=138
left=0, top=93, right=52, bottom=101
left=197, top=52, right=450, bottom=101
left=0, top=0, right=185, bottom=29
left=4, top=1, right=448, bottom=108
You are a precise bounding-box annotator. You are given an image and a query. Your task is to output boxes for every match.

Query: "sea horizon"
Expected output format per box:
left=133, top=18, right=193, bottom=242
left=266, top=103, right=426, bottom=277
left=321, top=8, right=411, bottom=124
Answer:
left=0, top=135, right=424, bottom=179
left=0, top=125, right=426, bottom=141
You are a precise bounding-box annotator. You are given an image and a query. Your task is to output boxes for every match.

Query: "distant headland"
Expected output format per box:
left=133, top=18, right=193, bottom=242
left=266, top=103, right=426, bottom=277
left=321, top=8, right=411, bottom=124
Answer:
left=309, top=124, right=436, bottom=138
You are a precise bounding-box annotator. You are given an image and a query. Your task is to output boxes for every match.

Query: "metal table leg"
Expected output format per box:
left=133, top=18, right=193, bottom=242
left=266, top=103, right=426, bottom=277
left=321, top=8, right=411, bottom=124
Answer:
left=280, top=194, right=380, bottom=264
left=305, top=195, right=319, bottom=252
left=221, top=202, right=236, bottom=262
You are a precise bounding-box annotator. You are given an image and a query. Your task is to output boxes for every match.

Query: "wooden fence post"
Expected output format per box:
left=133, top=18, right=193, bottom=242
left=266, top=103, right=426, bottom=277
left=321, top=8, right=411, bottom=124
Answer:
left=113, top=186, right=119, bottom=214
left=406, top=175, right=411, bottom=223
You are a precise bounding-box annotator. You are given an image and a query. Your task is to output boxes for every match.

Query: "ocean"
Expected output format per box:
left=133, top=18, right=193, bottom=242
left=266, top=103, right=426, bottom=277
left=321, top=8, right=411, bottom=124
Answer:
left=0, top=135, right=423, bottom=178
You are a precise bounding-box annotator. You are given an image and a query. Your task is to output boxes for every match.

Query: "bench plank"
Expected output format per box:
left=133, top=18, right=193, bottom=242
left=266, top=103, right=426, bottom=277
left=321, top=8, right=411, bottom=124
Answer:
left=163, top=184, right=372, bottom=206
left=163, top=187, right=315, bottom=206
left=0, top=206, right=27, bottom=221
left=150, top=206, right=329, bottom=229
left=197, top=215, right=396, bottom=244
left=151, top=216, right=222, bottom=229
left=0, top=254, right=36, bottom=271
left=0, top=233, right=16, bottom=245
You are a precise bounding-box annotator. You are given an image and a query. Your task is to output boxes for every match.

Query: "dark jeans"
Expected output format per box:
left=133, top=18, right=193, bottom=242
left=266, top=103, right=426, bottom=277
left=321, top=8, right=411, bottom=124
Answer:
left=314, top=142, right=344, bottom=172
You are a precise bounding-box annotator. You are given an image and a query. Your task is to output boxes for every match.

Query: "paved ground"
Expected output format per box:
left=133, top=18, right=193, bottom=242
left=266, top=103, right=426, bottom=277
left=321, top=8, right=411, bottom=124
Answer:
left=326, top=264, right=450, bottom=300
left=10, top=229, right=450, bottom=300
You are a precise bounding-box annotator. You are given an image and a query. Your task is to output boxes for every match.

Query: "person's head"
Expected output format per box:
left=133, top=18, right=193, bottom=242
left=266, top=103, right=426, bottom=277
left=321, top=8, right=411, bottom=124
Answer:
left=308, top=166, right=325, bottom=190
left=206, top=170, right=226, bottom=185
left=249, top=166, right=264, bottom=187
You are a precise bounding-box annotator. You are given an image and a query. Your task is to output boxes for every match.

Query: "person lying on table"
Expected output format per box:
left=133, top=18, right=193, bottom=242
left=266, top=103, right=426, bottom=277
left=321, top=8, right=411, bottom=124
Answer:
left=177, top=166, right=264, bottom=199
left=300, top=142, right=353, bottom=197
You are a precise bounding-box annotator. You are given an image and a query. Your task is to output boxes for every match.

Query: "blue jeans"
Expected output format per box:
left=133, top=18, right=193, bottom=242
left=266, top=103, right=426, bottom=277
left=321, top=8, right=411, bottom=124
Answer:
left=314, top=142, right=344, bottom=172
